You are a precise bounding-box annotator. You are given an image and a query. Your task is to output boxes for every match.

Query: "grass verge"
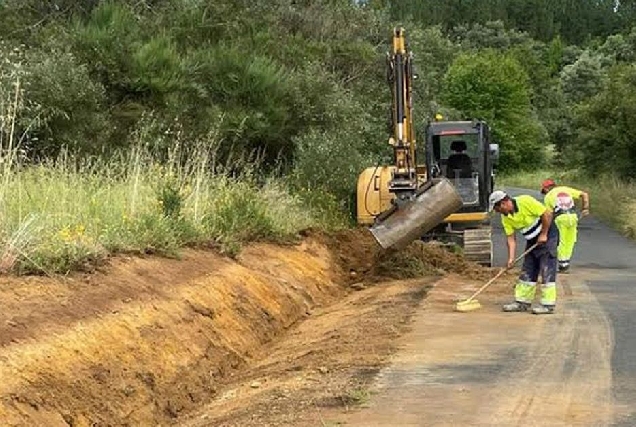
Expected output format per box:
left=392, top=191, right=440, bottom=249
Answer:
left=0, top=149, right=349, bottom=275
left=0, top=78, right=350, bottom=275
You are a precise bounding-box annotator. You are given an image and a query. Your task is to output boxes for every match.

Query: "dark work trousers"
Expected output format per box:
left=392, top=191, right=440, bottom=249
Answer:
left=515, top=221, right=559, bottom=306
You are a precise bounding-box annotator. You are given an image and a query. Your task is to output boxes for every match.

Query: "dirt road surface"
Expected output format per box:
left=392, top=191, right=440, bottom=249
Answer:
left=330, top=270, right=614, bottom=426
left=325, top=188, right=636, bottom=426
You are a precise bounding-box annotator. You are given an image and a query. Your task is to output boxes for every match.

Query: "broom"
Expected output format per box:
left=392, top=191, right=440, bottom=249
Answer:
left=455, top=243, right=538, bottom=312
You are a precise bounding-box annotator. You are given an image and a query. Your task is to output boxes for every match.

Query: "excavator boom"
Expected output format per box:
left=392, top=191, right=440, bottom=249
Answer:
left=387, top=27, right=417, bottom=198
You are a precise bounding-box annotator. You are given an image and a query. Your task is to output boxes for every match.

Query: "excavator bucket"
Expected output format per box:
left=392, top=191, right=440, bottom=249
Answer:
left=369, top=178, right=463, bottom=250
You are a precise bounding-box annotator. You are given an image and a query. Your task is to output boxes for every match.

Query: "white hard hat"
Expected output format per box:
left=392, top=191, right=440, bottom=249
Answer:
left=488, top=190, right=508, bottom=211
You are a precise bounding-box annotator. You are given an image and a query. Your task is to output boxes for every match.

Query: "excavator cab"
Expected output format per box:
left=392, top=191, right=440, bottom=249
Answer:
left=427, top=121, right=496, bottom=207
left=421, top=120, right=499, bottom=265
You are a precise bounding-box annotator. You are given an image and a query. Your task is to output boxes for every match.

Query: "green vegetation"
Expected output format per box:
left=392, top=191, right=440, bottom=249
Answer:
left=0, top=142, right=348, bottom=274
left=442, top=50, right=546, bottom=172
left=1, top=0, right=636, bottom=273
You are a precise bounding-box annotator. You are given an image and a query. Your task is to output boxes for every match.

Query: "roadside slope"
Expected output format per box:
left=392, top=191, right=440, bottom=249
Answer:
left=0, top=227, right=497, bottom=426
left=0, top=239, right=342, bottom=426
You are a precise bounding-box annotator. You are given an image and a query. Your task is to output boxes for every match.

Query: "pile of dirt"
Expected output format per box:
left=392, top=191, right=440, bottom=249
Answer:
left=372, top=241, right=495, bottom=280
left=306, top=228, right=494, bottom=284
left=302, top=228, right=380, bottom=283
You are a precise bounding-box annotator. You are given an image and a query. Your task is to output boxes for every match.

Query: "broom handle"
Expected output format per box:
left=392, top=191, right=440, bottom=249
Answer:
left=465, top=243, right=538, bottom=302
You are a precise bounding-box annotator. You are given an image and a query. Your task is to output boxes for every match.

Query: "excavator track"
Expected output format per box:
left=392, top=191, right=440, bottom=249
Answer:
left=462, top=226, right=493, bottom=267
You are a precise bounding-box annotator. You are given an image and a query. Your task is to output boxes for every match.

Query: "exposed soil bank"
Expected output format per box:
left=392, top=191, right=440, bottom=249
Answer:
left=0, top=228, right=492, bottom=426
left=0, top=239, right=342, bottom=426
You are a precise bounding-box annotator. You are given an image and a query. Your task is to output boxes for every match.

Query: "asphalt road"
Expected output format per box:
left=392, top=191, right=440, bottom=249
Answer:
left=336, top=186, right=636, bottom=426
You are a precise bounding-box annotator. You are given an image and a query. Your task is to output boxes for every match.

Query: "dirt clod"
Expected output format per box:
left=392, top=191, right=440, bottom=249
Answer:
left=350, top=282, right=366, bottom=291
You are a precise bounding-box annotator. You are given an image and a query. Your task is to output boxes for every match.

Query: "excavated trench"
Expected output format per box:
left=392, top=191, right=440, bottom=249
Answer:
left=0, top=229, right=492, bottom=426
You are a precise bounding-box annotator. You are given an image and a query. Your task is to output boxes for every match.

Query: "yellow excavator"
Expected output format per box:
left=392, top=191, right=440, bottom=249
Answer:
left=356, top=28, right=498, bottom=266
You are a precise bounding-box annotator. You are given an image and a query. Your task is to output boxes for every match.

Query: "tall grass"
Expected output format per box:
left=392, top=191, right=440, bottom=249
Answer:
left=0, top=83, right=348, bottom=275
left=499, top=169, right=636, bottom=239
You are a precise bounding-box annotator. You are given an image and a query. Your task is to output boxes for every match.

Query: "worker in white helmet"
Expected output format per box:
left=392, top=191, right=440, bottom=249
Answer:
left=489, top=190, right=560, bottom=315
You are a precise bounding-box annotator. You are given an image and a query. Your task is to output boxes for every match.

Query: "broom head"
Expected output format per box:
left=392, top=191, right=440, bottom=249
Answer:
left=455, top=298, right=482, bottom=312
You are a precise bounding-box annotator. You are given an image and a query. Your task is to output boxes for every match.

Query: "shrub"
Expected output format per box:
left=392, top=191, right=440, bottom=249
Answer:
left=442, top=50, right=547, bottom=172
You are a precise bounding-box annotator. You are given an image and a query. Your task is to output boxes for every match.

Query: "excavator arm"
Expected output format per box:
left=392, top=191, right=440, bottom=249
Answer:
left=386, top=27, right=418, bottom=200
left=365, top=28, right=463, bottom=250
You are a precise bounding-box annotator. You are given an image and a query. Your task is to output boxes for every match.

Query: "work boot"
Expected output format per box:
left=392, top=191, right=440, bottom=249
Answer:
left=531, top=305, right=555, bottom=315
left=558, top=262, right=570, bottom=274
left=502, top=301, right=530, bottom=312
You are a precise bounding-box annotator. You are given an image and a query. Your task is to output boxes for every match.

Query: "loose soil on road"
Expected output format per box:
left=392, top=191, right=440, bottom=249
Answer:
left=0, top=228, right=503, bottom=426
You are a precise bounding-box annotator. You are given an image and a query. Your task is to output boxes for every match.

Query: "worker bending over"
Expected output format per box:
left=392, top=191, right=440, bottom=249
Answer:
left=489, top=190, right=559, bottom=315
left=541, top=179, right=590, bottom=273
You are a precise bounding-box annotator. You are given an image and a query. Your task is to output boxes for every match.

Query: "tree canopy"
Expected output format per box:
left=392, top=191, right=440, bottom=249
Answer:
left=1, top=0, right=635, bottom=197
